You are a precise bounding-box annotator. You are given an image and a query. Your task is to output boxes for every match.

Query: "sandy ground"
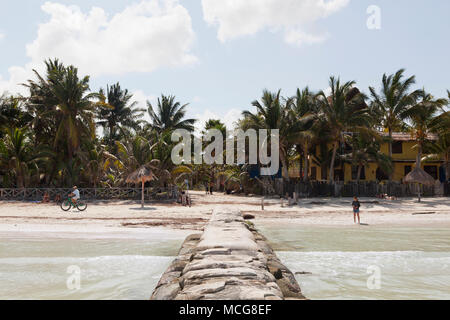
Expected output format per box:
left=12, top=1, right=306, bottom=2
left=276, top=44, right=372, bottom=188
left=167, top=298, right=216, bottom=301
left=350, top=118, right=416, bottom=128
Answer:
left=1, top=191, right=450, bottom=238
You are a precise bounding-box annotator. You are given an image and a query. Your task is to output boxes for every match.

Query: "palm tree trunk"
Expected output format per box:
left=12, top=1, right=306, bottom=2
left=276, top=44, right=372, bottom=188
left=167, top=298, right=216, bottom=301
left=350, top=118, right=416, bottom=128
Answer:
left=445, top=154, right=449, bottom=182
left=303, top=143, right=309, bottom=182
left=388, top=129, right=393, bottom=182
left=295, top=145, right=303, bottom=181
left=416, top=143, right=422, bottom=169
left=357, top=165, right=362, bottom=183
left=67, top=141, right=75, bottom=187
left=280, top=151, right=289, bottom=181
left=109, top=123, right=115, bottom=147
left=299, top=154, right=304, bottom=181
left=66, top=124, right=74, bottom=187
left=329, top=142, right=338, bottom=182
left=16, top=162, right=24, bottom=189
left=141, top=178, right=144, bottom=208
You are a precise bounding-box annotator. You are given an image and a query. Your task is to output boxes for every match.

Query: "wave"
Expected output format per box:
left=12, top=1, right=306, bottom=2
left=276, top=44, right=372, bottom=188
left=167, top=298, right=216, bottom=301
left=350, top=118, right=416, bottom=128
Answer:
left=0, top=255, right=175, bottom=264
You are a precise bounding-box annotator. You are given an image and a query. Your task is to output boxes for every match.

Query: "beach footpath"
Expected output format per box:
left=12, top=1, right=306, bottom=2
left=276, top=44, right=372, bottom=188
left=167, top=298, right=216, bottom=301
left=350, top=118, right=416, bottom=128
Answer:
left=151, top=208, right=305, bottom=300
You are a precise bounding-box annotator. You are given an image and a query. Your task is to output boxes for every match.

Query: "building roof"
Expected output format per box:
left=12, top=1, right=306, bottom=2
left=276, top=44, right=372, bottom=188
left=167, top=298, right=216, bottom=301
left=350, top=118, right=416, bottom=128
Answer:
left=404, top=168, right=436, bottom=185
left=380, top=132, right=439, bottom=141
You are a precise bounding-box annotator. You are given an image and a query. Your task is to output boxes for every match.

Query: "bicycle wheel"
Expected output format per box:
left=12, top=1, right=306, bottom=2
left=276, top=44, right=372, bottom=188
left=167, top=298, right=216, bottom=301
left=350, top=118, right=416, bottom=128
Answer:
left=77, top=202, right=88, bottom=211
left=61, top=200, right=72, bottom=211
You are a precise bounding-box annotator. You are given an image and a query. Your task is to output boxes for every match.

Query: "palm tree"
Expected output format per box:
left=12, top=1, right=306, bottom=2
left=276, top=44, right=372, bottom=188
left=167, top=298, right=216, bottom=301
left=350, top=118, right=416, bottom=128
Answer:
left=202, top=119, right=228, bottom=188
left=404, top=90, right=447, bottom=169
left=96, top=83, right=145, bottom=146
left=25, top=60, right=99, bottom=186
left=203, top=119, right=227, bottom=137
left=316, top=77, right=371, bottom=182
left=369, top=69, right=420, bottom=180
left=343, top=133, right=392, bottom=182
left=290, top=87, right=318, bottom=181
left=115, top=135, right=153, bottom=180
left=147, top=95, right=196, bottom=134
left=242, top=90, right=297, bottom=180
left=80, top=140, right=116, bottom=188
left=0, top=128, right=49, bottom=188
left=0, top=95, right=32, bottom=136
left=425, top=131, right=450, bottom=182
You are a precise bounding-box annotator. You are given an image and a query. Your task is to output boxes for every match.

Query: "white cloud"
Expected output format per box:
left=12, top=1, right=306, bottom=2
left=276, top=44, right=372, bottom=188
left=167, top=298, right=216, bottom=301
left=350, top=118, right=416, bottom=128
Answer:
left=0, top=0, right=197, bottom=94
left=192, top=96, right=203, bottom=103
left=130, top=91, right=242, bottom=133
left=132, top=89, right=156, bottom=123
left=0, top=66, right=31, bottom=96
left=0, top=32, right=4, bottom=40
left=132, top=89, right=156, bottom=109
left=201, top=0, right=350, bottom=46
left=193, top=108, right=242, bottom=133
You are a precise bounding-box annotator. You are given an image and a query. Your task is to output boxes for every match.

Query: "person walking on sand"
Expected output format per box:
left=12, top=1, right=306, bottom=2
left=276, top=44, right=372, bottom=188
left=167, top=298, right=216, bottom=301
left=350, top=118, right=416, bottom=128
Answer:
left=352, top=196, right=361, bottom=224
left=209, top=181, right=214, bottom=195
left=204, top=181, right=209, bottom=195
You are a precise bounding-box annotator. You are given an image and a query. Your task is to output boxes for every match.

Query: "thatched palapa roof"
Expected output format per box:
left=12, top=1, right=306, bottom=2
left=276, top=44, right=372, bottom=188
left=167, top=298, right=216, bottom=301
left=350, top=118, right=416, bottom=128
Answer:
left=126, top=165, right=156, bottom=184
left=404, top=168, right=436, bottom=186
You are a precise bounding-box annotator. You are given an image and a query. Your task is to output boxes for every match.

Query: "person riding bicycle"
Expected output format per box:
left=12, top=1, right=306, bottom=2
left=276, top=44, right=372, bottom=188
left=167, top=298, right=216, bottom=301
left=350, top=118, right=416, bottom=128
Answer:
left=69, top=186, right=80, bottom=204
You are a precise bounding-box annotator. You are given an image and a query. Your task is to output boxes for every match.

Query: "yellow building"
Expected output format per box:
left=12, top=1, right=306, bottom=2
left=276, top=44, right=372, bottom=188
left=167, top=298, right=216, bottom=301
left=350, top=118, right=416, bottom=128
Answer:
left=289, top=133, right=445, bottom=183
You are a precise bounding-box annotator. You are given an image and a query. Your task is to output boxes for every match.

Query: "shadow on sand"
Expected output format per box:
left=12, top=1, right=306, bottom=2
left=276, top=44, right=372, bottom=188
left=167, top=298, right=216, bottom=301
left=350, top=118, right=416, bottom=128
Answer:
left=129, top=207, right=157, bottom=211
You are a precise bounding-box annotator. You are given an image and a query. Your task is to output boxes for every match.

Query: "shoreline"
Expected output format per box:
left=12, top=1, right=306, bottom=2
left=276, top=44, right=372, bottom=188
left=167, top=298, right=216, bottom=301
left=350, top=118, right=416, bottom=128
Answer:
left=0, top=192, right=449, bottom=239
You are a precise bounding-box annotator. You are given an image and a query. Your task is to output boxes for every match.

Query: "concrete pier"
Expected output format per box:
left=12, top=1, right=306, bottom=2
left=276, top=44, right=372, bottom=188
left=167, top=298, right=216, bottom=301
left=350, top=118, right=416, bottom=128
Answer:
left=151, top=208, right=306, bottom=300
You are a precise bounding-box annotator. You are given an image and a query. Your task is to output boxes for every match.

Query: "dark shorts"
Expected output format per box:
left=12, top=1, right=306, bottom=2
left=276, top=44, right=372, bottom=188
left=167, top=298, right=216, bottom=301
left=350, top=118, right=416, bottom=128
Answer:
left=353, top=208, right=360, bottom=214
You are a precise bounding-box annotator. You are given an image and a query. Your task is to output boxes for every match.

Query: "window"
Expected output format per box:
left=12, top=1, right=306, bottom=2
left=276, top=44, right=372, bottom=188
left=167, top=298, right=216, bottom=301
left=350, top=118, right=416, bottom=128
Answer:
left=311, top=167, right=317, bottom=180
left=376, top=168, right=389, bottom=181
left=424, top=166, right=438, bottom=180
left=334, top=170, right=344, bottom=182
left=392, top=141, right=403, bottom=154
left=343, top=143, right=353, bottom=153
left=352, top=166, right=366, bottom=180
left=404, top=165, right=412, bottom=177
left=321, top=166, right=327, bottom=181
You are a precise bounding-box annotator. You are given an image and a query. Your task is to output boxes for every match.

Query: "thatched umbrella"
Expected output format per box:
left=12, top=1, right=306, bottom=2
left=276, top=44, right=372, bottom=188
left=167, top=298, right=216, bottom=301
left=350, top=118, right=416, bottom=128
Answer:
left=126, top=165, right=156, bottom=208
left=404, top=168, right=436, bottom=202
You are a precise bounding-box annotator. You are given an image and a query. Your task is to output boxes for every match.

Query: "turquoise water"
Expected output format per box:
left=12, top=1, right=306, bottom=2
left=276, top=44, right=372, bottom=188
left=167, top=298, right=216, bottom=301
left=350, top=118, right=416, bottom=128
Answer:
left=1, top=225, right=449, bottom=300
left=257, top=222, right=450, bottom=300
left=0, top=237, right=184, bottom=300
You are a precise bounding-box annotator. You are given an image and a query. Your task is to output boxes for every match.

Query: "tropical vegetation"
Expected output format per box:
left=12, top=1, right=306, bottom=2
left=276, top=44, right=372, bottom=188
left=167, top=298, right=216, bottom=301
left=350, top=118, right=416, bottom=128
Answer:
left=0, top=59, right=448, bottom=191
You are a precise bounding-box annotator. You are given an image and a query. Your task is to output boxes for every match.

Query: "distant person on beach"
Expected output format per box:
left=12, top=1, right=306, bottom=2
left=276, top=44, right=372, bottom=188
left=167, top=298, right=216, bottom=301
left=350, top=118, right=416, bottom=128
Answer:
left=352, top=196, right=361, bottom=224
left=54, top=194, right=61, bottom=203
left=42, top=192, right=50, bottom=203
left=69, top=186, right=80, bottom=204
left=204, top=181, right=209, bottom=195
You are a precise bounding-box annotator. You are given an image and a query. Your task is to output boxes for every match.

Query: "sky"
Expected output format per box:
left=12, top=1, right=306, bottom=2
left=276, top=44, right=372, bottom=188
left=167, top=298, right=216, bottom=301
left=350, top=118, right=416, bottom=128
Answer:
left=0, top=0, right=449, bottom=131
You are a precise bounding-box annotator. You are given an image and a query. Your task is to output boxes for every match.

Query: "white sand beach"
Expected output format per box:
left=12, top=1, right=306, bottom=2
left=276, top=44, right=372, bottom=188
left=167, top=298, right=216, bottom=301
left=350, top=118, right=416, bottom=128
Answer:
left=1, top=192, right=449, bottom=238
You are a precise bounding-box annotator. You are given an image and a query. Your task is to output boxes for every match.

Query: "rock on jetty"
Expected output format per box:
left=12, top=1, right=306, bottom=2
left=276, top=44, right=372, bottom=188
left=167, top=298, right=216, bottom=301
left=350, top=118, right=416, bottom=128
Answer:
left=151, top=208, right=306, bottom=300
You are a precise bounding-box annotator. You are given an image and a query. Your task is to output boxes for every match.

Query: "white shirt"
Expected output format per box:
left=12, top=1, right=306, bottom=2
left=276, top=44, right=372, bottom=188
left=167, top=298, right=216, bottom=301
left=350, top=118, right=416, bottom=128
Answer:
left=73, top=189, right=80, bottom=199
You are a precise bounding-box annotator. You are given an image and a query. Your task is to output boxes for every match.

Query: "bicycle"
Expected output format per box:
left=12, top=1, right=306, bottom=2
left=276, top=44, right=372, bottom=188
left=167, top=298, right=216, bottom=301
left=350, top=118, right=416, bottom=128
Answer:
left=60, top=197, right=88, bottom=212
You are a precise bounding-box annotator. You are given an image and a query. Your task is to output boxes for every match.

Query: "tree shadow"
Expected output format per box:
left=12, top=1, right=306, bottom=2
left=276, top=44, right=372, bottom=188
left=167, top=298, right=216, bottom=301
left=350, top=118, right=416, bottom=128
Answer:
left=129, top=207, right=157, bottom=211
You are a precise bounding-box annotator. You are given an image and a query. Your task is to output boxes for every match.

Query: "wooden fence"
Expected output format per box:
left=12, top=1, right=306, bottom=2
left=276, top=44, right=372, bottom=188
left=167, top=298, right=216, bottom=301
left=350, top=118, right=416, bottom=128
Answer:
left=274, top=180, right=450, bottom=198
left=0, top=187, right=178, bottom=201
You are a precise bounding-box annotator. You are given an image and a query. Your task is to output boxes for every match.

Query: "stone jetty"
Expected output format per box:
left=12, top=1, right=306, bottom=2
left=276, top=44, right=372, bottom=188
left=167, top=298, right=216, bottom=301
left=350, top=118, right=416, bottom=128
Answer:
left=151, top=208, right=306, bottom=300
